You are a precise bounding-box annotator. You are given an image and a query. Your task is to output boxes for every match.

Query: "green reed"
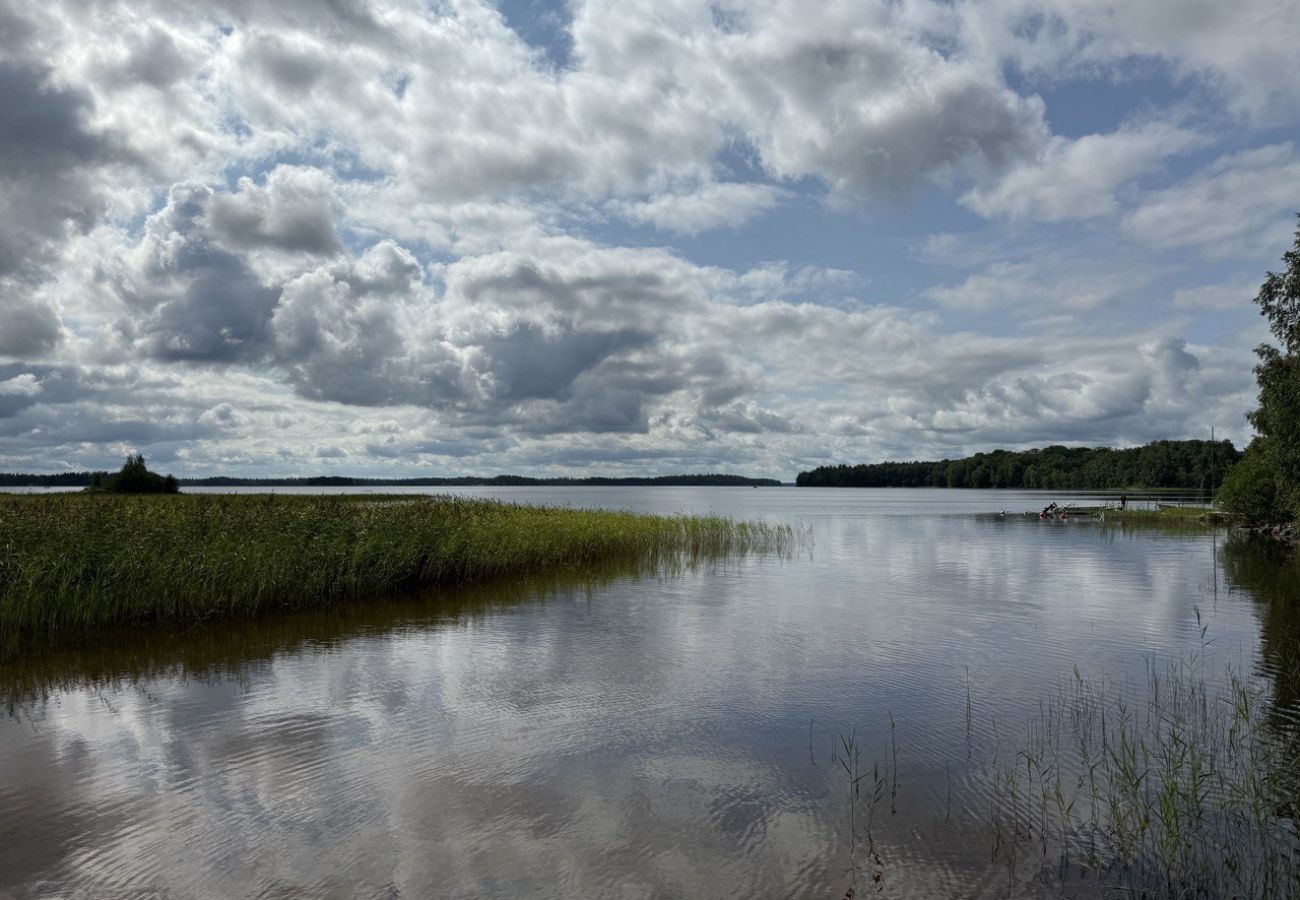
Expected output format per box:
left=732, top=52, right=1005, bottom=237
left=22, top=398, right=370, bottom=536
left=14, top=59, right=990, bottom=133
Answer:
left=829, top=635, right=1299, bottom=897
left=0, top=493, right=792, bottom=654
left=989, top=654, right=1300, bottom=898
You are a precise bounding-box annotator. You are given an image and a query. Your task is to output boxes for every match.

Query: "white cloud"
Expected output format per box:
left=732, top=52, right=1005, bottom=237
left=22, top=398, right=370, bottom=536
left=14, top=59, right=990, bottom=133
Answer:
left=0, top=0, right=1290, bottom=475
left=0, top=373, right=42, bottom=397
left=613, top=183, right=786, bottom=234
left=925, top=258, right=1152, bottom=313
left=1123, top=144, right=1300, bottom=254
left=962, top=124, right=1200, bottom=221
left=963, top=0, right=1300, bottom=124
left=208, top=166, right=343, bottom=257
left=1173, top=278, right=1257, bottom=310
left=196, top=401, right=249, bottom=429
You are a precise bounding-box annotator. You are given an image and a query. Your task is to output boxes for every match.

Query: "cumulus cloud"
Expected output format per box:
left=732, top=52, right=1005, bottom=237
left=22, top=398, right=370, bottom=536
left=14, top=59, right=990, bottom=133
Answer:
left=0, top=10, right=132, bottom=359
left=208, top=167, right=343, bottom=256
left=271, top=241, right=459, bottom=407
left=710, top=16, right=1049, bottom=201
left=112, top=183, right=281, bottom=362
left=197, top=402, right=249, bottom=430
left=0, top=0, right=1288, bottom=475
left=0, top=373, right=40, bottom=397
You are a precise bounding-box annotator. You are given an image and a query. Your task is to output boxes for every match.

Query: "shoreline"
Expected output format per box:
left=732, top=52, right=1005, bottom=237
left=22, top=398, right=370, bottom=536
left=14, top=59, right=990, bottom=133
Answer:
left=0, top=493, right=790, bottom=660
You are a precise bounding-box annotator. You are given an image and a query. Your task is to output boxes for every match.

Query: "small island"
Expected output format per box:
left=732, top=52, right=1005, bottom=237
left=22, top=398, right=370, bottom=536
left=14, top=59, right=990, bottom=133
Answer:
left=85, top=453, right=181, bottom=494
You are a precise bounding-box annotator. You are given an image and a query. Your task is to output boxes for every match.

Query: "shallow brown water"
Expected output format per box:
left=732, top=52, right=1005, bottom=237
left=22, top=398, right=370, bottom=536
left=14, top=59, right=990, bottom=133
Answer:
left=0, top=487, right=1295, bottom=898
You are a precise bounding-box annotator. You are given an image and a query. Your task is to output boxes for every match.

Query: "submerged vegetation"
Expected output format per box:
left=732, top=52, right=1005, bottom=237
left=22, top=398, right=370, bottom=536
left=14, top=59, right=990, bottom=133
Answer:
left=796, top=439, right=1239, bottom=491
left=0, top=493, right=791, bottom=657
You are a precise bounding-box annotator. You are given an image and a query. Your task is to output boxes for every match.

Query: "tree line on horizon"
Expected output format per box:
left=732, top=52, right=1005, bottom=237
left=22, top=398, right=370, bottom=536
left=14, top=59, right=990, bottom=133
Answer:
left=0, top=471, right=781, bottom=489
left=798, top=214, right=1300, bottom=525
left=177, top=473, right=782, bottom=487
left=795, top=440, right=1241, bottom=491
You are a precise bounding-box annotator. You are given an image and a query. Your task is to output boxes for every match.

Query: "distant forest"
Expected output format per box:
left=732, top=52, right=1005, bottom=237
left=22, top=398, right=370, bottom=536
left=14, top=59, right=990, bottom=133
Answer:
left=795, top=440, right=1241, bottom=490
left=0, top=472, right=782, bottom=488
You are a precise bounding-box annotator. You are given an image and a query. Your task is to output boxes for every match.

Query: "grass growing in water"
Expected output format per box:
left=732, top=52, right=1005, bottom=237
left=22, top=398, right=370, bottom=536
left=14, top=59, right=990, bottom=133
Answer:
left=988, top=653, right=1299, bottom=898
left=1104, top=506, right=1232, bottom=525
left=0, top=493, right=792, bottom=655
left=828, top=650, right=1300, bottom=898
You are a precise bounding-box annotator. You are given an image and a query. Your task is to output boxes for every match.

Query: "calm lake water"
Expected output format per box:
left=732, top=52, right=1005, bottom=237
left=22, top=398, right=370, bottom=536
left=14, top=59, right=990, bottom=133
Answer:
left=1, top=487, right=1296, bottom=898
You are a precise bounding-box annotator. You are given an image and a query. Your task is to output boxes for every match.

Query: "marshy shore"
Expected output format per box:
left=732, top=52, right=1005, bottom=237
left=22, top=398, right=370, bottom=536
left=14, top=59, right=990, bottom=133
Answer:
left=0, top=493, right=790, bottom=657
left=1104, top=505, right=1233, bottom=524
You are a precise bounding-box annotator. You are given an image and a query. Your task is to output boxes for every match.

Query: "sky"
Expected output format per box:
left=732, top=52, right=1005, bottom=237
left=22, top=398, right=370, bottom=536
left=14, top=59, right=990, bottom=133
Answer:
left=2, top=0, right=1299, bottom=479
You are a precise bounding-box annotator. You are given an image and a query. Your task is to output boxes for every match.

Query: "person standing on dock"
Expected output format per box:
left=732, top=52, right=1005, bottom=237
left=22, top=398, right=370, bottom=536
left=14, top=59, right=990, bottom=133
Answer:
left=1119, top=493, right=1128, bottom=510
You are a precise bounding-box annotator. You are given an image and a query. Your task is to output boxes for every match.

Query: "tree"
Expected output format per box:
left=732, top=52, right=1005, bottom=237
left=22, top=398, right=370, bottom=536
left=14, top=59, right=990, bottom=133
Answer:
left=110, top=453, right=181, bottom=494
left=1221, top=215, right=1300, bottom=522
left=1218, top=440, right=1287, bottom=524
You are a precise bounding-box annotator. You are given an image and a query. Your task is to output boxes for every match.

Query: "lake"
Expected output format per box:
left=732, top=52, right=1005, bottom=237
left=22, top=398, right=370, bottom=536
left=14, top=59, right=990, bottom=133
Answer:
left=1, top=487, right=1296, bottom=898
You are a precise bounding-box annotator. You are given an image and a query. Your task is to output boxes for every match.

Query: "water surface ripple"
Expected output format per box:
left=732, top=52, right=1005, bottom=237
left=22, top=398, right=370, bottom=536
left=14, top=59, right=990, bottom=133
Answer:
left=0, top=487, right=1293, bottom=898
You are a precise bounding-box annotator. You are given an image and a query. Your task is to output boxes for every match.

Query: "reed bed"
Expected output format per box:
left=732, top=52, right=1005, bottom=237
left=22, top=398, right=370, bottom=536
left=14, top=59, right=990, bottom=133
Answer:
left=988, top=654, right=1300, bottom=898
left=0, top=493, right=791, bottom=653
left=826, top=637, right=1300, bottom=897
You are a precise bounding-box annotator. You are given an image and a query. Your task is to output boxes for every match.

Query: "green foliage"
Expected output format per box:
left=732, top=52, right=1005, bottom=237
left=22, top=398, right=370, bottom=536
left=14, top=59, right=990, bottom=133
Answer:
left=1217, top=440, right=1290, bottom=524
left=109, top=454, right=180, bottom=494
left=0, top=494, right=790, bottom=654
left=1220, top=216, right=1300, bottom=523
left=796, top=440, right=1239, bottom=490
